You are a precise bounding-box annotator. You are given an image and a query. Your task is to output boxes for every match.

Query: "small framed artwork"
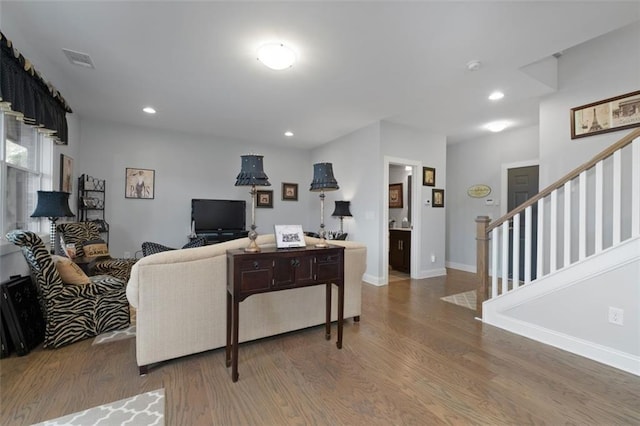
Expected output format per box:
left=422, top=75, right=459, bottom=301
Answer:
left=422, top=166, right=435, bottom=186
left=432, top=189, right=445, bottom=208
left=282, top=182, right=298, bottom=201
left=125, top=168, right=155, bottom=199
left=389, top=183, right=403, bottom=208
left=60, top=154, right=73, bottom=193
left=256, top=190, right=273, bottom=208
left=274, top=224, right=306, bottom=248
left=571, top=90, right=640, bottom=139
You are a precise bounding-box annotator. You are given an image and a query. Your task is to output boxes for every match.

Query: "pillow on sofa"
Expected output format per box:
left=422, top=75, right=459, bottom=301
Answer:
left=80, top=239, right=110, bottom=262
left=141, top=237, right=208, bottom=257
left=51, top=255, right=91, bottom=285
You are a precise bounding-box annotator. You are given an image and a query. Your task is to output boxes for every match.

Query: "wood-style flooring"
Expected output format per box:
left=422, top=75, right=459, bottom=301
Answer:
left=1, top=269, right=639, bottom=425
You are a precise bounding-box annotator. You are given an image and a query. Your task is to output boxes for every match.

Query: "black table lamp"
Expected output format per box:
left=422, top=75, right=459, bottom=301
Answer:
left=235, top=154, right=271, bottom=252
left=331, top=201, right=352, bottom=234
left=31, top=191, right=75, bottom=253
left=310, top=163, right=339, bottom=248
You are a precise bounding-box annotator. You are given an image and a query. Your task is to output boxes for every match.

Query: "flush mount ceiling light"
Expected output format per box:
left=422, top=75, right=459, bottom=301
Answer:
left=466, top=60, right=482, bottom=71
left=284, top=131, right=294, bottom=137
left=257, top=43, right=296, bottom=70
left=488, top=91, right=504, bottom=101
left=485, top=121, right=509, bottom=132
left=143, top=107, right=156, bottom=114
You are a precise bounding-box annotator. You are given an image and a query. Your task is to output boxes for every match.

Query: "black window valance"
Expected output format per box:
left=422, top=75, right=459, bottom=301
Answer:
left=0, top=31, right=72, bottom=144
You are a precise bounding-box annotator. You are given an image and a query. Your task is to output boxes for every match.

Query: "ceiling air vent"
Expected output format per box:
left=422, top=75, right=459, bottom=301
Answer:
left=62, top=48, right=95, bottom=68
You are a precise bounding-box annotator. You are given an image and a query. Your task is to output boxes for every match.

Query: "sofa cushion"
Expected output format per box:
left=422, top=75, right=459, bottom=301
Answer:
left=80, top=239, right=110, bottom=262
left=51, top=255, right=91, bottom=285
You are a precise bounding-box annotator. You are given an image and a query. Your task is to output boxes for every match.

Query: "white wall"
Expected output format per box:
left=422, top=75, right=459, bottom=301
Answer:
left=381, top=121, right=447, bottom=279
left=311, top=122, right=383, bottom=283
left=78, top=118, right=312, bottom=257
left=446, top=125, right=539, bottom=271
left=539, top=22, right=640, bottom=187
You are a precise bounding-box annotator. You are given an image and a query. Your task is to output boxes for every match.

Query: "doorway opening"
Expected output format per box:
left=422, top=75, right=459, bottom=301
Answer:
left=383, top=156, right=422, bottom=285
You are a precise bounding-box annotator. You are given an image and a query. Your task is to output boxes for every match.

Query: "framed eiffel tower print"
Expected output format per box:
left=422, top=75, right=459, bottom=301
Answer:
left=571, top=91, right=640, bottom=139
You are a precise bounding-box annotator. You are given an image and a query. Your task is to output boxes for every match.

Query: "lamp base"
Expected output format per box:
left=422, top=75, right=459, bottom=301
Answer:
left=244, top=229, right=260, bottom=252
left=315, top=236, right=330, bottom=248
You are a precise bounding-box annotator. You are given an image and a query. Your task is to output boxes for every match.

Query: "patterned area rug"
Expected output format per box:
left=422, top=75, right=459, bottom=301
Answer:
left=440, top=290, right=476, bottom=310
left=92, top=307, right=136, bottom=345
left=33, top=388, right=164, bottom=426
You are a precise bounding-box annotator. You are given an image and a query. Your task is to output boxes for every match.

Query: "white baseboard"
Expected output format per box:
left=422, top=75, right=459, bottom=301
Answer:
left=363, top=273, right=385, bottom=286
left=483, top=314, right=640, bottom=376
left=445, top=261, right=476, bottom=273
left=417, top=268, right=447, bottom=279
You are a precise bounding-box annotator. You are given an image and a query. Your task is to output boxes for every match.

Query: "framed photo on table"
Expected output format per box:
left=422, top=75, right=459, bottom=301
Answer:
left=274, top=225, right=306, bottom=248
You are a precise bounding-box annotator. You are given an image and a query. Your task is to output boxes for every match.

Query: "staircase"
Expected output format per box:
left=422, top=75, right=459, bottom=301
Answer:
left=475, top=128, right=640, bottom=375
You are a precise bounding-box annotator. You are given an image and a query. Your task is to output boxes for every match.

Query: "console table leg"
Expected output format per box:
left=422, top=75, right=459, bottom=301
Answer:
left=337, top=281, right=344, bottom=350
left=325, top=282, right=331, bottom=340
left=232, top=299, right=240, bottom=382
left=225, top=291, right=232, bottom=367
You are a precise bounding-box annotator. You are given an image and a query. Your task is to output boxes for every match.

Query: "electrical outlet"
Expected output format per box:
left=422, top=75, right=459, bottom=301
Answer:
left=124, top=251, right=131, bottom=259
left=608, top=307, right=624, bottom=325
left=431, top=254, right=436, bottom=263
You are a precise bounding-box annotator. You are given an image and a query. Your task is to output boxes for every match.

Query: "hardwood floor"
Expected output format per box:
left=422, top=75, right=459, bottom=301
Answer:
left=1, top=269, right=639, bottom=425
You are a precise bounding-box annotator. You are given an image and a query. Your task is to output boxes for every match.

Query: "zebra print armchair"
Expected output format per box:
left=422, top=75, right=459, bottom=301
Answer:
left=56, top=222, right=137, bottom=282
left=5, top=230, right=130, bottom=348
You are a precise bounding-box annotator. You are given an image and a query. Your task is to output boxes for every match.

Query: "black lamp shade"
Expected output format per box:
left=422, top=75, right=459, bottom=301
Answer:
left=31, top=191, right=74, bottom=218
left=332, top=201, right=352, bottom=217
left=235, top=155, right=271, bottom=187
left=310, top=163, right=339, bottom=192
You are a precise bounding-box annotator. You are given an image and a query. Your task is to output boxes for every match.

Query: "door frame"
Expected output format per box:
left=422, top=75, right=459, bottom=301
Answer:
left=383, top=156, right=422, bottom=285
left=500, top=159, right=539, bottom=216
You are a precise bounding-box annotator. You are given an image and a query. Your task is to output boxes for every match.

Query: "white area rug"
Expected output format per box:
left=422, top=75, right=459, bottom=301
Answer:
left=440, top=290, right=476, bottom=310
left=33, top=388, right=164, bottom=426
left=92, top=325, right=136, bottom=345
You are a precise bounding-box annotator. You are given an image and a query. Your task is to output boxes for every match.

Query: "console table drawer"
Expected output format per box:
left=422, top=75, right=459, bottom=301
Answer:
left=238, top=258, right=273, bottom=292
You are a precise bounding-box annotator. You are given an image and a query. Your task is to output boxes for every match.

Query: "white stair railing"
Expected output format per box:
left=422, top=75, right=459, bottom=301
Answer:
left=475, top=128, right=640, bottom=315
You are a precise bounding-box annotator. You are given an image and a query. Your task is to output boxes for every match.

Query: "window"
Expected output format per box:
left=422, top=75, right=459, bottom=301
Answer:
left=1, top=112, right=53, bottom=238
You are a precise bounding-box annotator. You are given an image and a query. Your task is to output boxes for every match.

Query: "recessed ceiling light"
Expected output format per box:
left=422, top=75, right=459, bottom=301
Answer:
left=485, top=121, right=509, bottom=132
left=257, top=43, right=296, bottom=70
left=284, top=131, right=294, bottom=137
left=143, top=107, right=156, bottom=114
left=488, top=91, right=504, bottom=101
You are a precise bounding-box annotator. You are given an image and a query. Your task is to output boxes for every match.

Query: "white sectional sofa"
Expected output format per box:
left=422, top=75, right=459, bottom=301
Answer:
left=126, top=234, right=367, bottom=373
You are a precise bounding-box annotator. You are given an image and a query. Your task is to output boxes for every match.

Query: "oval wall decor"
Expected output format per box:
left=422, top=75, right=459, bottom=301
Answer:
left=467, top=184, right=491, bottom=198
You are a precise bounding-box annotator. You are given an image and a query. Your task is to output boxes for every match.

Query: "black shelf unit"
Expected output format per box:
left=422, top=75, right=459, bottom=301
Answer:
left=77, top=174, right=109, bottom=244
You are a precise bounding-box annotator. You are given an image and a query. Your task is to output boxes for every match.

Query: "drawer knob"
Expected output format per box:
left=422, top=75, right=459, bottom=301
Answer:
left=291, top=259, right=300, bottom=267
left=253, top=261, right=259, bottom=269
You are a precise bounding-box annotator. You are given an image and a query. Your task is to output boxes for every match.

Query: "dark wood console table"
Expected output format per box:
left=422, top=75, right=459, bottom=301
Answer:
left=226, top=245, right=345, bottom=382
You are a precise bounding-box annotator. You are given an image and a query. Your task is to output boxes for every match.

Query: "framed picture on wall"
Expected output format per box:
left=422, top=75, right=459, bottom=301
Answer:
left=422, top=167, right=435, bottom=186
left=256, top=190, right=273, bottom=208
left=60, top=154, right=73, bottom=193
left=282, top=182, right=298, bottom=201
left=125, top=168, right=155, bottom=199
left=432, top=189, right=445, bottom=208
left=389, top=183, right=403, bottom=208
left=570, top=90, right=640, bottom=139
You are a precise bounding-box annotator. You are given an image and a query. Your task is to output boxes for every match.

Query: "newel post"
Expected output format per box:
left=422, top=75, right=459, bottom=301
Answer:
left=475, top=216, right=491, bottom=317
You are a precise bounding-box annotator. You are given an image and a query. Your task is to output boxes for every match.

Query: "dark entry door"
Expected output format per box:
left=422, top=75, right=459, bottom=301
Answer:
left=507, top=165, right=539, bottom=281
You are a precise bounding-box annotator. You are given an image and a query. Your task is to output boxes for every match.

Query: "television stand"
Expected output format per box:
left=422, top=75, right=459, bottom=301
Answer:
left=194, top=230, right=249, bottom=244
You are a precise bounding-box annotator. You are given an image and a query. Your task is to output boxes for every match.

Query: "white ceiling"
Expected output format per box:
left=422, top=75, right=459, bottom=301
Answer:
left=2, top=1, right=639, bottom=148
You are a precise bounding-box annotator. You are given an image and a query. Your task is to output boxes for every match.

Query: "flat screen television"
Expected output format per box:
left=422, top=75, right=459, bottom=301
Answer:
left=191, top=199, right=246, bottom=232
